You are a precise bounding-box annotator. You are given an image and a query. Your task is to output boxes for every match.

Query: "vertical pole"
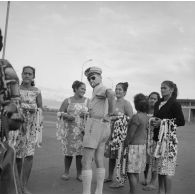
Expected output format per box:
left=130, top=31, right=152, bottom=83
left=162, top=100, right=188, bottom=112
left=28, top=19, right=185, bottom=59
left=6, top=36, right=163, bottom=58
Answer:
left=188, top=101, right=191, bottom=123
left=81, top=65, right=84, bottom=81
left=2, top=1, right=10, bottom=59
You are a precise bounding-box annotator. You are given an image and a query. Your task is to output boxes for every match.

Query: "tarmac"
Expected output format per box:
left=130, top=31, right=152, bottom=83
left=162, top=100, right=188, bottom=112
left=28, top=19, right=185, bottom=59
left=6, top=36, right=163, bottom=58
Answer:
left=27, top=111, right=195, bottom=194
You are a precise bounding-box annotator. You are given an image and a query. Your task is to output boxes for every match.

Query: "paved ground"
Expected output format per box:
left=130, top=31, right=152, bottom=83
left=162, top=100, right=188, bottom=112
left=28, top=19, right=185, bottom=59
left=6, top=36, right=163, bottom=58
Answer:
left=27, top=111, right=195, bottom=194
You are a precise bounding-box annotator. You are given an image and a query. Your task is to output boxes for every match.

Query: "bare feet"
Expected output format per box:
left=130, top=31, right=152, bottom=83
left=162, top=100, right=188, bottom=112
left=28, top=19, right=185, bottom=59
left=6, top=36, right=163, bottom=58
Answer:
left=61, top=173, right=70, bottom=180
left=143, top=184, right=156, bottom=191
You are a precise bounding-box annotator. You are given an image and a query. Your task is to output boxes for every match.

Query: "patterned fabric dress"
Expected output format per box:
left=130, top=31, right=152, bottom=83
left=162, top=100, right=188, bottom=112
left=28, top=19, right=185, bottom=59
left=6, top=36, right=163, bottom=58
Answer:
left=153, top=97, right=185, bottom=176
left=155, top=119, right=178, bottom=176
left=56, top=98, right=88, bottom=156
left=146, top=117, right=158, bottom=172
left=104, top=99, right=132, bottom=159
left=104, top=99, right=132, bottom=185
left=126, top=113, right=148, bottom=174
left=111, top=115, right=130, bottom=184
left=9, top=87, right=42, bottom=158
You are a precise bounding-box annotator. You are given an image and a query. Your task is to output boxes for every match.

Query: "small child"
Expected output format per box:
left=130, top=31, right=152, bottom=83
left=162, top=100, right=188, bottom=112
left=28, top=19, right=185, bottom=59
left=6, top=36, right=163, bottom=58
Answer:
left=124, top=93, right=149, bottom=193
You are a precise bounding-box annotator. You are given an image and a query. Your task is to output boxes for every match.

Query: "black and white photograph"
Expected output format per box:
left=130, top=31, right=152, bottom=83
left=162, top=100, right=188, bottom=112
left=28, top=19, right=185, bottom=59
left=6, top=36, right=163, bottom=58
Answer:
left=0, top=1, right=195, bottom=194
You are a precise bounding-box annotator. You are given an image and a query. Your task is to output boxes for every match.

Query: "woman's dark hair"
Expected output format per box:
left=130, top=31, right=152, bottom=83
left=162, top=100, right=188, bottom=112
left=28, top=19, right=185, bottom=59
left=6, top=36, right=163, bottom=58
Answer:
left=134, top=93, right=149, bottom=113
left=22, top=66, right=36, bottom=86
left=117, top=82, right=129, bottom=92
left=148, top=91, right=160, bottom=102
left=72, top=80, right=85, bottom=93
left=162, top=80, right=178, bottom=99
left=0, top=29, right=3, bottom=51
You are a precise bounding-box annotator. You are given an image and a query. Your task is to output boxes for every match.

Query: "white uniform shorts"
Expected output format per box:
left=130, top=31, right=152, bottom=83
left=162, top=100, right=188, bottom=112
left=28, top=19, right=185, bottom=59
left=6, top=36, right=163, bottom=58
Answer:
left=83, top=118, right=110, bottom=149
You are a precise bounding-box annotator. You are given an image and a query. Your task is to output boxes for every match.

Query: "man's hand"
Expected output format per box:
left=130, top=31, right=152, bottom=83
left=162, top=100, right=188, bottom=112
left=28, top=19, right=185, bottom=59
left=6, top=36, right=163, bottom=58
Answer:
left=102, top=114, right=111, bottom=123
left=110, top=115, right=118, bottom=121
left=79, top=111, right=89, bottom=119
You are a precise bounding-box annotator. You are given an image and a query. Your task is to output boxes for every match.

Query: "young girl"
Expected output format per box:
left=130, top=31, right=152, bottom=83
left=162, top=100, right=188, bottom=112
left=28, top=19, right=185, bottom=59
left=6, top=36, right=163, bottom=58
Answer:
left=124, top=93, right=149, bottom=193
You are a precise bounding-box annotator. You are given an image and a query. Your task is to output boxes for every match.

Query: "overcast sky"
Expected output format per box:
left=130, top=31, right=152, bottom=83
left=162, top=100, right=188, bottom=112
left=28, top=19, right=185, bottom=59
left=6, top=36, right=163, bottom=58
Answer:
left=0, top=1, right=195, bottom=107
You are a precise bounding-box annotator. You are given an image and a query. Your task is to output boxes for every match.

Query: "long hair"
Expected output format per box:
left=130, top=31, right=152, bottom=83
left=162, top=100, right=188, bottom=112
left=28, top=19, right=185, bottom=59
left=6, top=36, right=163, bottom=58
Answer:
left=0, top=28, right=3, bottom=51
left=162, top=80, right=178, bottom=99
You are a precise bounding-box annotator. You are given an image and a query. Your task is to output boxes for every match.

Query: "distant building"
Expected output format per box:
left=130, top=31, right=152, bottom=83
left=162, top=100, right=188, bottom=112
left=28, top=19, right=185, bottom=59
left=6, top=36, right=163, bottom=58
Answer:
left=178, top=99, right=195, bottom=122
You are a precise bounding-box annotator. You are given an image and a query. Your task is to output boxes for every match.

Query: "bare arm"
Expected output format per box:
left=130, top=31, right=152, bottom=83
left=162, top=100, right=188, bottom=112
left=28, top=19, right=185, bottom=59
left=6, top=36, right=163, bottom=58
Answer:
left=0, top=94, right=4, bottom=105
left=59, top=99, right=68, bottom=113
left=124, top=100, right=134, bottom=118
left=36, top=92, right=43, bottom=109
left=86, top=98, right=91, bottom=110
left=126, top=123, right=138, bottom=144
left=106, top=89, right=115, bottom=115
left=124, top=115, right=139, bottom=146
left=59, top=98, right=75, bottom=121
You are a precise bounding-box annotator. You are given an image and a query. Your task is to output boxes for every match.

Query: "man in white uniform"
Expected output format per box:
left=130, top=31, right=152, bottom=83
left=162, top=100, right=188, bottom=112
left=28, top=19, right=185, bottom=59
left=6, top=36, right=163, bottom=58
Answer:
left=82, top=66, right=115, bottom=194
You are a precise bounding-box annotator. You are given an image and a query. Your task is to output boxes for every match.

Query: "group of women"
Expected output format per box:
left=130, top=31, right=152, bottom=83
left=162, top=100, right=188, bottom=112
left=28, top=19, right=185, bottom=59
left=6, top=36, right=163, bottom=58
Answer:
left=56, top=79, right=185, bottom=194
left=0, top=26, right=186, bottom=194
left=0, top=61, right=185, bottom=194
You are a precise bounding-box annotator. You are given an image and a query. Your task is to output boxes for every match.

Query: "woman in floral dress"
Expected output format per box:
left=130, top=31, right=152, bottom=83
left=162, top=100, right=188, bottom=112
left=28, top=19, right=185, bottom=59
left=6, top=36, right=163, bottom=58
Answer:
left=57, top=80, right=89, bottom=181
left=10, top=66, right=43, bottom=193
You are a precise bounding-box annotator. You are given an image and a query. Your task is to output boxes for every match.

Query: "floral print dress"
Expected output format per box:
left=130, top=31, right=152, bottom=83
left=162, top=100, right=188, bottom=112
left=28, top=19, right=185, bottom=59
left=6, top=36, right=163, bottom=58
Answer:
left=9, top=87, right=42, bottom=158
left=56, top=98, right=88, bottom=156
left=156, top=119, right=178, bottom=176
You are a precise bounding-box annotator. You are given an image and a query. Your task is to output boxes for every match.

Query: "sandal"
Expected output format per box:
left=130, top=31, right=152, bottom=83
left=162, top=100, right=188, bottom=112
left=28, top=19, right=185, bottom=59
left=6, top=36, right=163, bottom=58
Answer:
left=104, top=178, right=113, bottom=183
left=109, top=181, right=124, bottom=188
left=61, top=173, right=70, bottom=180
